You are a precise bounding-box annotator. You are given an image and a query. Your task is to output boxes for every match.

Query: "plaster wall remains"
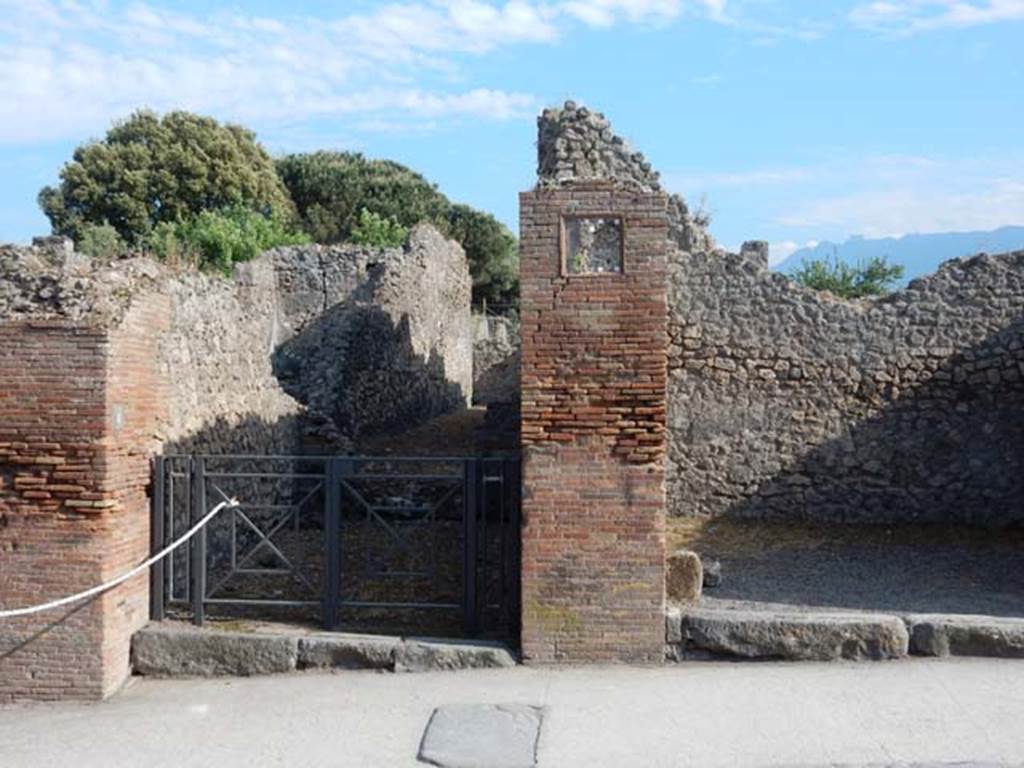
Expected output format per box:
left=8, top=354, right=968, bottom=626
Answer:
left=535, top=101, right=1024, bottom=528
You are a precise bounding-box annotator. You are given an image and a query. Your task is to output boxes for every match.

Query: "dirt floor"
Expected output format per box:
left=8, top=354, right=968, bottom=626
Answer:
left=670, top=517, right=1024, bottom=617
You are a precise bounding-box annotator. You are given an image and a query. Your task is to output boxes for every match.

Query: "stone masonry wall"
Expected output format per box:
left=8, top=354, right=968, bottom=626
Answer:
left=472, top=312, right=520, bottom=406
left=667, top=245, right=1024, bottom=526
left=519, top=183, right=668, bottom=663
left=271, top=224, right=473, bottom=443
left=538, top=101, right=1024, bottom=528
left=0, top=227, right=472, bottom=700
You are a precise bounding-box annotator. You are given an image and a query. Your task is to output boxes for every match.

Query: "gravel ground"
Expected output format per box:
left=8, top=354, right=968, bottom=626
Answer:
left=670, top=519, right=1024, bottom=617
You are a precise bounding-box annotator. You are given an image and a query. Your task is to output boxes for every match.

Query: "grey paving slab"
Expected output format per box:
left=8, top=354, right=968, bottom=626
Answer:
left=418, top=704, right=543, bottom=768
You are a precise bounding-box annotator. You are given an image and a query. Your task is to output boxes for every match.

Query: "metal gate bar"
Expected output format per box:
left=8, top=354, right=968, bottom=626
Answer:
left=150, top=454, right=521, bottom=641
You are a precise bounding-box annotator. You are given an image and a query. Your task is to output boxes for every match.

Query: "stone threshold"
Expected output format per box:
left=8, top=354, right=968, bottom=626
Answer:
left=131, top=622, right=517, bottom=678
left=667, top=606, right=1024, bottom=661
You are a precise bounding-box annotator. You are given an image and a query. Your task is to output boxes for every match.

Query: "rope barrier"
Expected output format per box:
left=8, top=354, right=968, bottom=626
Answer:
left=0, top=497, right=239, bottom=619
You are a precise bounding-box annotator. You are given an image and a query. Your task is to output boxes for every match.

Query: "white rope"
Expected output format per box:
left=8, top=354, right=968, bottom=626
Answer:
left=0, top=497, right=239, bottom=619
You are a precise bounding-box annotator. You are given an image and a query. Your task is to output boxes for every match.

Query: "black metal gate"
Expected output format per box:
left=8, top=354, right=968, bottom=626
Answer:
left=150, top=455, right=521, bottom=640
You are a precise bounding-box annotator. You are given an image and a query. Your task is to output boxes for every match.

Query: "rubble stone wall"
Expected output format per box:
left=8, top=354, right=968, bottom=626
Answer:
left=537, top=100, right=1024, bottom=528
left=667, top=246, right=1024, bottom=526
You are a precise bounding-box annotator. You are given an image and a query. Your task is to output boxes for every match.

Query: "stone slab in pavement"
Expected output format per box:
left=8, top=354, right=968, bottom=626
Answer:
left=418, top=704, right=544, bottom=768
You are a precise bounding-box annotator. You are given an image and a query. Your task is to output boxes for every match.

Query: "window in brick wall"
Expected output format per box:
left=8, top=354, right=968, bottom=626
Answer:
left=562, top=216, right=624, bottom=275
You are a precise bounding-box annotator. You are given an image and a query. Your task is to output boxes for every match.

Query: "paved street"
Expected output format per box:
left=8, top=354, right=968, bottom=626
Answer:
left=1, top=659, right=1022, bottom=767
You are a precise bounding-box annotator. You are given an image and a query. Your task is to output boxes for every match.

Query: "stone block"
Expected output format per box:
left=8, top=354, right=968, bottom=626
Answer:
left=907, top=615, right=1024, bottom=658
left=666, top=550, right=703, bottom=603
left=131, top=626, right=298, bottom=677
left=702, top=558, right=722, bottom=588
left=395, top=639, right=516, bottom=673
left=669, top=608, right=909, bottom=661
left=296, top=635, right=399, bottom=670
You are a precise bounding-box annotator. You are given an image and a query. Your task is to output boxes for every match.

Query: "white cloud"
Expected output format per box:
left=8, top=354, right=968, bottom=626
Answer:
left=0, top=0, right=734, bottom=145
left=779, top=178, right=1024, bottom=238
left=560, top=0, right=686, bottom=27
left=850, top=0, right=1024, bottom=33
left=666, top=153, right=1024, bottom=249
left=768, top=239, right=819, bottom=266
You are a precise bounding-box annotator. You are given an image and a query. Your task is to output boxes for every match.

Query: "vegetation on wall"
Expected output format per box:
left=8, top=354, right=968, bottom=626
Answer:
left=790, top=254, right=905, bottom=298
left=146, top=207, right=310, bottom=273
left=40, top=113, right=519, bottom=309
left=349, top=208, right=409, bottom=248
left=276, top=150, right=519, bottom=308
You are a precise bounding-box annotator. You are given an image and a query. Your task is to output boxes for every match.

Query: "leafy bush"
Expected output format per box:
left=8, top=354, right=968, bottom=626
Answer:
left=39, top=110, right=294, bottom=245
left=147, top=207, right=310, bottom=273
left=790, top=255, right=905, bottom=298
left=76, top=222, right=127, bottom=260
left=277, top=151, right=519, bottom=308
left=349, top=208, right=409, bottom=248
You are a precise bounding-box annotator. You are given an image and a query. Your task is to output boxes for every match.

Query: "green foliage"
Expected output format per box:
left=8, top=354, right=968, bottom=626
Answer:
left=276, top=151, right=519, bottom=308
left=349, top=208, right=409, bottom=248
left=39, top=110, right=294, bottom=245
left=275, top=151, right=449, bottom=244
left=76, top=222, right=127, bottom=260
left=147, top=207, right=309, bottom=273
left=790, top=254, right=905, bottom=298
left=446, top=204, right=519, bottom=307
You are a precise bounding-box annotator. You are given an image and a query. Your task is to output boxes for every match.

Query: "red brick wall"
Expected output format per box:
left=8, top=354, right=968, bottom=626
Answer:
left=0, top=298, right=170, bottom=702
left=98, top=297, right=171, bottom=697
left=519, top=184, right=669, bottom=663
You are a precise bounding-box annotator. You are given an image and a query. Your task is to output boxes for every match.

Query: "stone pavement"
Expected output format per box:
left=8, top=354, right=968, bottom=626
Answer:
left=1, top=659, right=1023, bottom=768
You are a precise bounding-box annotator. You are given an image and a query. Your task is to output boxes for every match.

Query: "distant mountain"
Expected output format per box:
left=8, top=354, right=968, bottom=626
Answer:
left=775, top=226, right=1024, bottom=282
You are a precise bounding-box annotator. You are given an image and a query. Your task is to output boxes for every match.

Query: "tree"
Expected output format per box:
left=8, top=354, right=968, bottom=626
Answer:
left=276, top=151, right=519, bottom=308
left=445, top=204, right=519, bottom=307
left=275, top=151, right=449, bottom=244
left=790, top=254, right=905, bottom=298
left=349, top=208, right=408, bottom=248
left=39, top=110, right=294, bottom=245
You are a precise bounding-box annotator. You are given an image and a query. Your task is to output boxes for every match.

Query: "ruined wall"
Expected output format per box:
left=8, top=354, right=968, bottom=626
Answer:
left=271, top=224, right=473, bottom=443
left=667, top=245, right=1024, bottom=526
left=472, top=312, right=520, bottom=406
left=537, top=101, right=1024, bottom=528
left=538, top=102, right=714, bottom=254
left=0, top=227, right=473, bottom=700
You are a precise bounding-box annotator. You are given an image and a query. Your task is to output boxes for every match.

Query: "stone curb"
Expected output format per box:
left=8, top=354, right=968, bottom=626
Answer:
left=905, top=614, right=1024, bottom=658
left=132, top=624, right=517, bottom=678
left=667, top=608, right=910, bottom=661
left=668, top=608, right=1024, bottom=662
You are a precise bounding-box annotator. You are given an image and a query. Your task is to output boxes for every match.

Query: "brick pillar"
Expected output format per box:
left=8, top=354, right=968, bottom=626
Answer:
left=0, top=297, right=170, bottom=702
left=519, top=183, right=669, bottom=663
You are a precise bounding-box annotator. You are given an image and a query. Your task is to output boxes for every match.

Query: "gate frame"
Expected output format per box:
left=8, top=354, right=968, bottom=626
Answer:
left=149, top=454, right=520, bottom=639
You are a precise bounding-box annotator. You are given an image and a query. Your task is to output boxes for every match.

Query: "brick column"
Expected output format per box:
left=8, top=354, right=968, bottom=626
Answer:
left=0, top=297, right=170, bottom=702
left=519, top=183, right=669, bottom=663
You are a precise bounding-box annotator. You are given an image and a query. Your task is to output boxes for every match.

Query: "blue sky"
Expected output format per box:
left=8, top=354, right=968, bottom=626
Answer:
left=1, top=0, right=1022, bottom=262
